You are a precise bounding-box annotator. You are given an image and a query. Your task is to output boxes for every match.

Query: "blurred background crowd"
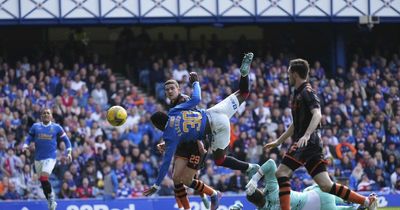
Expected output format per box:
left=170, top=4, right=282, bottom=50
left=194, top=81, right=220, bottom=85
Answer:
left=0, top=28, right=399, bottom=200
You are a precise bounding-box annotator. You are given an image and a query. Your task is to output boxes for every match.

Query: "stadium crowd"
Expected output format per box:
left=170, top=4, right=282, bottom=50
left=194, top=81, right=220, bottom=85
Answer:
left=0, top=35, right=399, bottom=200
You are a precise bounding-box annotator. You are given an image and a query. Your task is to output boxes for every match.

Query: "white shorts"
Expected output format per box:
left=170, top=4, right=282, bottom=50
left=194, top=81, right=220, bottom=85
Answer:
left=206, top=93, right=240, bottom=151
left=34, top=158, right=56, bottom=175
left=302, top=190, right=321, bottom=210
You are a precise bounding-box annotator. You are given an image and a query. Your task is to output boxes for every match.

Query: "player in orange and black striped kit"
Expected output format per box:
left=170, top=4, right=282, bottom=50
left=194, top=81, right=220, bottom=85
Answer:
left=264, top=58, right=378, bottom=210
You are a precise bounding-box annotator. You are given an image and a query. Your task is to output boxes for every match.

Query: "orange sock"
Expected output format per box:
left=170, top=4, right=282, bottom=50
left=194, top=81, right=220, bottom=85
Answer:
left=329, top=183, right=366, bottom=205
left=174, top=184, right=190, bottom=209
left=278, top=177, right=291, bottom=210
left=190, top=180, right=215, bottom=196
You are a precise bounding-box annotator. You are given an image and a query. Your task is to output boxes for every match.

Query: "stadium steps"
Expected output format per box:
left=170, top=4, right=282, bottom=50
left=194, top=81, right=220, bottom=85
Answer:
left=114, top=72, right=146, bottom=95
left=114, top=73, right=125, bottom=85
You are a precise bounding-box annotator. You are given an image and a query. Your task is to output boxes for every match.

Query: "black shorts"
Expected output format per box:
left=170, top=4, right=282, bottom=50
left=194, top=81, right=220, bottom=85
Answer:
left=174, top=141, right=207, bottom=170
left=281, top=135, right=327, bottom=177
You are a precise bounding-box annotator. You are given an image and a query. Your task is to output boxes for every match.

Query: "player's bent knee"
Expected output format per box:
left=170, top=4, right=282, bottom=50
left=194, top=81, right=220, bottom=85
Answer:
left=172, top=174, right=182, bottom=184
left=240, top=91, right=249, bottom=99
left=182, top=178, right=193, bottom=187
left=319, top=183, right=332, bottom=192
left=275, top=168, right=287, bottom=178
left=214, top=154, right=226, bottom=166
left=213, top=149, right=227, bottom=166
left=314, top=178, right=333, bottom=192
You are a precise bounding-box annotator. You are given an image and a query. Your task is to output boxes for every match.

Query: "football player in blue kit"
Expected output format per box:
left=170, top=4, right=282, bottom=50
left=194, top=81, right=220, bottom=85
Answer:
left=23, top=108, right=72, bottom=210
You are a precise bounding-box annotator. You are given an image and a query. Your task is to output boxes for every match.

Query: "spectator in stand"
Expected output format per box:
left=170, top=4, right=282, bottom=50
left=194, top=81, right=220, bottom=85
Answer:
left=0, top=176, right=9, bottom=198
left=227, top=170, right=246, bottom=193
left=387, top=142, right=400, bottom=163
left=172, top=62, right=189, bottom=83
left=158, top=178, right=174, bottom=196
left=26, top=174, right=45, bottom=199
left=3, top=182, right=21, bottom=200
left=58, top=182, right=75, bottom=199
left=216, top=175, right=229, bottom=193
left=386, top=154, right=398, bottom=175
left=0, top=148, right=23, bottom=179
left=373, top=168, right=388, bottom=190
left=117, top=178, right=131, bottom=198
left=390, top=165, right=400, bottom=190
left=357, top=174, right=375, bottom=192
left=76, top=177, right=93, bottom=199
left=335, top=136, right=357, bottom=160
left=102, top=165, right=118, bottom=200
left=91, top=82, right=108, bottom=109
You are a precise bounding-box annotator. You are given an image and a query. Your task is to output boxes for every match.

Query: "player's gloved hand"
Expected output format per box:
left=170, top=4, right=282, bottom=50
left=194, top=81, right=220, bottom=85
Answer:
left=157, top=141, right=166, bottom=153
left=245, top=178, right=258, bottom=195
left=143, top=184, right=159, bottom=196
left=196, top=140, right=207, bottom=156
left=189, top=72, right=199, bottom=84
left=229, top=201, right=244, bottom=210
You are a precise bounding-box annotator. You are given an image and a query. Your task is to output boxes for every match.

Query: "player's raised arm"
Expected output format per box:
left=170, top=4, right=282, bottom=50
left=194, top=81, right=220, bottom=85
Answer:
left=170, top=72, right=201, bottom=111
left=144, top=138, right=178, bottom=196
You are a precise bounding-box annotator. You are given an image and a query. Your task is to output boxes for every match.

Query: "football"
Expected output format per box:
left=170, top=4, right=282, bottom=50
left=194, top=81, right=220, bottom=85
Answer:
left=106, top=106, right=128, bottom=126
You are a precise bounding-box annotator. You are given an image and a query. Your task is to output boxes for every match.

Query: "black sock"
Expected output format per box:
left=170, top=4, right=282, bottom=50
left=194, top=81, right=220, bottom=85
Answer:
left=40, top=180, right=52, bottom=200
left=239, top=75, right=249, bottom=96
left=220, top=156, right=249, bottom=171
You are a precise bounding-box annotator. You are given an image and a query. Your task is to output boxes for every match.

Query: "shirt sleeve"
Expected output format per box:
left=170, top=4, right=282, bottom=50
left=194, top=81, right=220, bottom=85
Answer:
left=170, top=82, right=201, bottom=111
left=155, top=138, right=178, bottom=186
left=24, top=124, right=36, bottom=145
left=302, top=88, right=320, bottom=111
left=57, top=125, right=72, bottom=151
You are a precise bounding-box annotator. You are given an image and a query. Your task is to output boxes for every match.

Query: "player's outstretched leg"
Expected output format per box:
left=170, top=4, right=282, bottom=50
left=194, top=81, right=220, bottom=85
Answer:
left=212, top=149, right=260, bottom=177
left=236, top=52, right=253, bottom=104
left=314, top=171, right=377, bottom=210
left=328, top=183, right=377, bottom=210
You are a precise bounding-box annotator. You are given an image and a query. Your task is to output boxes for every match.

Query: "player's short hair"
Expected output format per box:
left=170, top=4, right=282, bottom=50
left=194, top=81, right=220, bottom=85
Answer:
left=164, top=79, right=179, bottom=87
left=150, top=111, right=169, bottom=131
left=40, top=107, right=52, bottom=115
left=246, top=188, right=266, bottom=208
left=289, top=58, right=310, bottom=79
